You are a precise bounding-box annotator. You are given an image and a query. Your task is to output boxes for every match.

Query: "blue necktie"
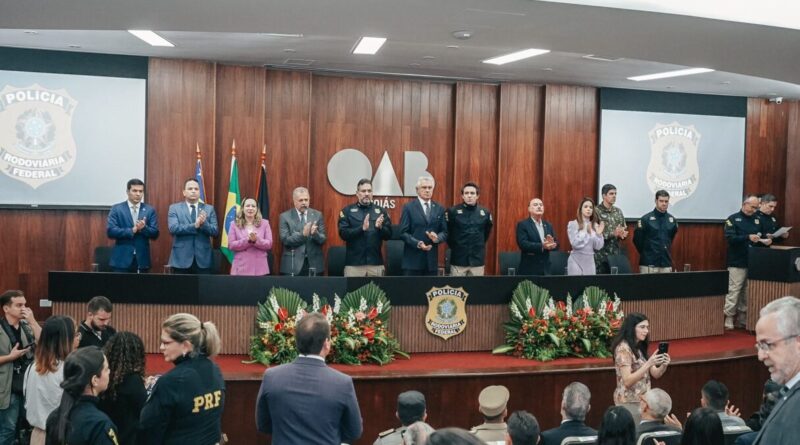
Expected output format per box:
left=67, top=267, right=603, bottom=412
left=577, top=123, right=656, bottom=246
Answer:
left=190, top=204, right=196, bottom=223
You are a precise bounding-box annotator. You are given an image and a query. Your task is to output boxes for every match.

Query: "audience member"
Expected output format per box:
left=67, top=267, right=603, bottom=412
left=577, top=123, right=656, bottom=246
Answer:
left=100, top=332, right=146, bottom=445
left=745, top=379, right=782, bottom=431
left=139, top=313, right=224, bottom=443
left=597, top=405, right=636, bottom=445
left=0, top=289, right=41, bottom=443
left=636, top=388, right=681, bottom=440
left=24, top=316, right=76, bottom=445
left=374, top=390, right=428, bottom=445
left=255, top=312, right=362, bottom=444
left=506, top=410, right=540, bottom=445
left=681, top=407, right=724, bottom=445
left=426, top=427, right=486, bottom=445
left=701, top=380, right=746, bottom=427
left=402, top=421, right=435, bottom=445
left=541, top=382, right=596, bottom=445
left=45, top=346, right=118, bottom=445
left=78, top=296, right=116, bottom=349
left=469, top=385, right=509, bottom=442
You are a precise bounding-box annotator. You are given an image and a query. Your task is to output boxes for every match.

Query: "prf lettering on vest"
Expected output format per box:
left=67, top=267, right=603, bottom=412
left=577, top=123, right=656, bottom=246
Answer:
left=192, top=390, right=222, bottom=413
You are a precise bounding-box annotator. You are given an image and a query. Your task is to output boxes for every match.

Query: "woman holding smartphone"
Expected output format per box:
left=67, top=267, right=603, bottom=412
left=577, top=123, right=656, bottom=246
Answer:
left=611, top=312, right=670, bottom=423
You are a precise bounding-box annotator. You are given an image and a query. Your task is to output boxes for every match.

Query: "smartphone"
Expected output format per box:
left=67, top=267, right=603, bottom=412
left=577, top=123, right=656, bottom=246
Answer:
left=658, top=342, right=669, bottom=354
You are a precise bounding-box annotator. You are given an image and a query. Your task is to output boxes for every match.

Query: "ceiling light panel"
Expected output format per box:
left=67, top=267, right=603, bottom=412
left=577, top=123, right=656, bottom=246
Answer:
left=352, top=37, right=387, bottom=55
left=628, top=67, right=714, bottom=81
left=483, top=48, right=550, bottom=65
left=127, top=30, right=174, bottom=47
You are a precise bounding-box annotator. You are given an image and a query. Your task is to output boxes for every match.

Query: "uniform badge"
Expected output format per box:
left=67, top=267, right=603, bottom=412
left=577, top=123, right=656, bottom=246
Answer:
left=425, top=286, right=469, bottom=340
left=649, top=216, right=656, bottom=220
left=456, top=209, right=463, bottom=214
left=669, top=217, right=674, bottom=223
left=0, top=84, right=78, bottom=189
left=735, top=218, right=741, bottom=222
left=646, top=122, right=701, bottom=205
left=374, top=208, right=381, bottom=214
left=479, top=210, right=485, bottom=216
left=350, top=208, right=359, bottom=212
left=755, top=219, right=760, bottom=224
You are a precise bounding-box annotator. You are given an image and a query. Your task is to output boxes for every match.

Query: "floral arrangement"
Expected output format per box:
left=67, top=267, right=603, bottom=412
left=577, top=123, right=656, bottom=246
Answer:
left=492, top=281, right=623, bottom=361
left=248, top=283, right=408, bottom=366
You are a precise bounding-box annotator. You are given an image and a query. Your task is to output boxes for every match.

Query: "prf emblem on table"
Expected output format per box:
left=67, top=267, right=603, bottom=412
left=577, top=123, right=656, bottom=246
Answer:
left=425, top=286, right=469, bottom=340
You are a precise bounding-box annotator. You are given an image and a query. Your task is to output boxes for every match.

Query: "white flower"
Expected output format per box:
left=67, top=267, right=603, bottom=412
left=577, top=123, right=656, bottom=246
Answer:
left=510, top=302, right=523, bottom=320
left=376, top=300, right=384, bottom=314
left=269, top=294, right=279, bottom=313
left=325, top=308, right=334, bottom=323
left=296, top=308, right=306, bottom=322
left=583, top=297, right=591, bottom=310
left=598, top=299, right=607, bottom=316
left=542, top=305, right=551, bottom=320
left=258, top=322, right=270, bottom=330
left=333, top=295, right=342, bottom=314
left=312, top=294, right=321, bottom=312
left=347, top=308, right=356, bottom=325
left=613, top=295, right=621, bottom=313
left=566, top=295, right=573, bottom=317
left=359, top=297, right=368, bottom=312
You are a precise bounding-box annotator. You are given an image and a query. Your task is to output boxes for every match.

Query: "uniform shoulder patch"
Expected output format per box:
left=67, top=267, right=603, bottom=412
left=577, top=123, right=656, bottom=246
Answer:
left=726, top=219, right=733, bottom=226
left=755, top=219, right=760, bottom=224
left=339, top=210, right=346, bottom=218
left=637, top=220, right=642, bottom=228
left=108, top=428, right=120, bottom=445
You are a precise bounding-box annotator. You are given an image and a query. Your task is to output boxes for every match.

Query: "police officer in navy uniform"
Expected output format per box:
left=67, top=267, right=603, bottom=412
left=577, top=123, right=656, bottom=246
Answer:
left=139, top=314, right=225, bottom=445
left=755, top=193, right=789, bottom=245
left=374, top=390, right=428, bottom=445
left=633, top=190, right=679, bottom=274
left=446, top=182, right=493, bottom=277
left=338, top=178, right=393, bottom=277
left=723, top=195, right=770, bottom=330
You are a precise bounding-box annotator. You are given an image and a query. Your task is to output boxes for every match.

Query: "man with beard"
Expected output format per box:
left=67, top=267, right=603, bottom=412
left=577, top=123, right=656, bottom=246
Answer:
left=595, top=184, right=628, bottom=274
left=446, top=182, right=493, bottom=277
left=78, top=296, right=117, bottom=348
left=338, top=178, right=393, bottom=277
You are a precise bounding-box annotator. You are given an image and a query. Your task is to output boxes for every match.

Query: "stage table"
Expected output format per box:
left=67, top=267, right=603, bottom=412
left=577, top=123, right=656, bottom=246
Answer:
left=49, top=270, right=728, bottom=354
left=746, top=246, right=800, bottom=329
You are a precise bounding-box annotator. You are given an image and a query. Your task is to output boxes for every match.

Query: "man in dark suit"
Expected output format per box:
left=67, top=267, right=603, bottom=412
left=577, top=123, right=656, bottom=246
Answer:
left=541, top=382, right=597, bottom=445
left=279, top=187, right=326, bottom=276
left=106, top=178, right=159, bottom=273
left=399, top=176, right=447, bottom=275
left=255, top=312, right=363, bottom=445
left=516, top=198, right=558, bottom=275
left=167, top=178, right=219, bottom=274
left=753, top=296, right=800, bottom=445
left=636, top=388, right=682, bottom=441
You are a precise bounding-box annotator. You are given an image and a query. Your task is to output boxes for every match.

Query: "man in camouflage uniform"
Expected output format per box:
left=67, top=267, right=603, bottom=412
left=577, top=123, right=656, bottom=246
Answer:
left=594, top=184, right=629, bottom=274
left=374, top=390, right=428, bottom=445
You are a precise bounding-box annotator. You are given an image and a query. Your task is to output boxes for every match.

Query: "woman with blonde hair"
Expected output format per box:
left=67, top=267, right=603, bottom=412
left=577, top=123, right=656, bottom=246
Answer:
left=139, top=313, right=224, bottom=444
left=227, top=197, right=273, bottom=275
left=567, top=197, right=605, bottom=275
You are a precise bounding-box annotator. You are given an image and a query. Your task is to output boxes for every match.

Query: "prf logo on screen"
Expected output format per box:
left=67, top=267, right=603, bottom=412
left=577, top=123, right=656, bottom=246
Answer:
left=647, top=122, right=701, bottom=204
left=327, top=149, right=433, bottom=208
left=0, top=84, right=78, bottom=189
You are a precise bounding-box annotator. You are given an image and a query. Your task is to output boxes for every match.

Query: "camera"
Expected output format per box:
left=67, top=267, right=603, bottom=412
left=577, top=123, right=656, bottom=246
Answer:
left=769, top=97, right=783, bottom=104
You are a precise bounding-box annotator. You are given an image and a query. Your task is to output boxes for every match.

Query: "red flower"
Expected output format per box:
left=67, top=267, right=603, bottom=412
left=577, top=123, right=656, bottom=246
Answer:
left=606, top=301, right=614, bottom=313
left=321, top=305, right=330, bottom=316
left=274, top=323, right=284, bottom=332
left=363, top=326, right=375, bottom=340
left=368, top=307, right=379, bottom=320
left=528, top=307, right=536, bottom=318
left=557, top=301, right=566, bottom=312
left=277, top=307, right=289, bottom=322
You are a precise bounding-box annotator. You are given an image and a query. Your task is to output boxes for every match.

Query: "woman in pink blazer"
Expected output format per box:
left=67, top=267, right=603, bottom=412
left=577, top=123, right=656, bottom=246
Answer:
left=228, top=198, right=273, bottom=275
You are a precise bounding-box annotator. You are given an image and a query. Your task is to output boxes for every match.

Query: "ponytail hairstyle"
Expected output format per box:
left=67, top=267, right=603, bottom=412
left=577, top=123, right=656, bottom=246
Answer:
left=51, top=347, right=106, bottom=444
left=162, top=313, right=221, bottom=357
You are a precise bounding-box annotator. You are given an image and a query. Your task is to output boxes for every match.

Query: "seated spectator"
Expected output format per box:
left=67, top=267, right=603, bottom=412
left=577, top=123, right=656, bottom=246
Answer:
left=469, top=385, right=510, bottom=443
left=402, top=420, right=435, bottom=445
left=636, top=388, right=682, bottom=440
left=745, top=379, right=782, bottom=431
left=374, top=390, right=428, bottom=445
left=427, top=427, right=486, bottom=445
left=701, top=380, right=746, bottom=427
left=681, top=407, right=724, bottom=445
left=100, top=332, right=147, bottom=445
left=541, top=382, right=596, bottom=445
left=506, top=410, right=540, bottom=445
left=597, top=405, right=636, bottom=445
left=78, top=296, right=116, bottom=349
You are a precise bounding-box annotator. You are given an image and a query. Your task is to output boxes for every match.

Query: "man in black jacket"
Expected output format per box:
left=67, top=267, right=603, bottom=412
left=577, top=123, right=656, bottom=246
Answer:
left=634, top=190, right=678, bottom=274
left=540, top=382, right=597, bottom=445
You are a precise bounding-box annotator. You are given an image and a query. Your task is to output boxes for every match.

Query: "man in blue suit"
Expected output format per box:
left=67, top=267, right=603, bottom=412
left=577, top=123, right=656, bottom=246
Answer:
left=167, top=178, right=219, bottom=274
left=106, top=178, right=159, bottom=273
left=399, top=176, right=447, bottom=276
left=516, top=198, right=559, bottom=275
left=256, top=312, right=363, bottom=445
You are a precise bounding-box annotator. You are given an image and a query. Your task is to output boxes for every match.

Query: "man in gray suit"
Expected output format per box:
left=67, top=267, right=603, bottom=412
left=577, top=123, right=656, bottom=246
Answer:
left=167, top=178, right=219, bottom=273
left=753, top=296, right=800, bottom=445
left=255, top=312, right=363, bottom=445
left=279, top=187, right=326, bottom=276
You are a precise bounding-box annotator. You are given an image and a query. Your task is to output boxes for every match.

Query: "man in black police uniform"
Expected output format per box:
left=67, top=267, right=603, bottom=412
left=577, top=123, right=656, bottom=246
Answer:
left=756, top=193, right=789, bottom=244
left=446, top=182, right=493, bottom=276
left=339, top=178, right=393, bottom=277
left=78, top=296, right=117, bottom=349
left=724, top=195, right=770, bottom=330
left=633, top=190, right=678, bottom=273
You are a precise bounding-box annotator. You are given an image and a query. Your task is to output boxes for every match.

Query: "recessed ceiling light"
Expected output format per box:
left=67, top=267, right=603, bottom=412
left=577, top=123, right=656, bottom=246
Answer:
left=542, top=67, right=553, bottom=71
left=23, top=30, right=39, bottom=35
left=422, top=56, right=436, bottom=60
left=261, top=33, right=304, bottom=38
left=768, top=92, right=778, bottom=96
left=127, top=30, right=174, bottom=47
left=352, top=37, right=386, bottom=55
left=720, top=81, right=732, bottom=85
left=446, top=45, right=460, bottom=50
left=409, top=63, right=422, bottom=67
left=451, top=30, right=473, bottom=40
left=483, top=48, right=550, bottom=65
left=628, top=67, right=713, bottom=81
left=68, top=44, right=82, bottom=49
left=283, top=49, right=296, bottom=53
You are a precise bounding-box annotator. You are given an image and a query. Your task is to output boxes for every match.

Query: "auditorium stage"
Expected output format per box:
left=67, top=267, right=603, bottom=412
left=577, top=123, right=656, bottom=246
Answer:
left=142, top=330, right=768, bottom=445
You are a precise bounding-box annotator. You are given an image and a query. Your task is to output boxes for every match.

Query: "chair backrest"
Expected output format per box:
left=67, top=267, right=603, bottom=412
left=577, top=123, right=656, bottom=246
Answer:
left=498, top=251, right=521, bottom=275
left=637, top=430, right=681, bottom=445
left=561, top=435, right=597, bottom=445
left=92, top=246, right=113, bottom=272
left=210, top=248, right=224, bottom=274
left=326, top=246, right=346, bottom=276
left=549, top=250, right=569, bottom=275
left=723, top=425, right=752, bottom=445
left=386, top=239, right=404, bottom=276
left=607, top=253, right=632, bottom=274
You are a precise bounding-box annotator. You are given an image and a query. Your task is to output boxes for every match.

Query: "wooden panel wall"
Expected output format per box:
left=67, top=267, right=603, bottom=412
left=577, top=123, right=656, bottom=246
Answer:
left=1, top=57, right=798, bottom=318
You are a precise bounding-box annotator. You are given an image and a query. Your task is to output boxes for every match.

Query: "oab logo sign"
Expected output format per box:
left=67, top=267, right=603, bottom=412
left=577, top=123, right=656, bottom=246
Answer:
left=327, top=149, right=432, bottom=207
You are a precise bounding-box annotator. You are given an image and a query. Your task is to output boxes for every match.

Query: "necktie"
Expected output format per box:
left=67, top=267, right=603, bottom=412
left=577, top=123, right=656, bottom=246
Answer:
left=424, top=202, right=430, bottom=222
left=131, top=205, right=139, bottom=223
left=301, top=212, right=307, bottom=226
left=190, top=204, right=197, bottom=222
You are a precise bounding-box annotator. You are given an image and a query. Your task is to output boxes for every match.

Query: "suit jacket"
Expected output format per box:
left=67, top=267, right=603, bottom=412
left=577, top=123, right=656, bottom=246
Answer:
left=541, top=419, right=597, bottom=445
left=228, top=221, right=273, bottom=275
left=753, top=382, right=800, bottom=445
left=255, top=356, right=363, bottom=445
left=636, top=420, right=682, bottom=441
left=279, top=208, right=326, bottom=275
left=516, top=218, right=559, bottom=275
left=106, top=201, right=159, bottom=269
left=399, top=200, right=447, bottom=272
left=167, top=201, right=219, bottom=269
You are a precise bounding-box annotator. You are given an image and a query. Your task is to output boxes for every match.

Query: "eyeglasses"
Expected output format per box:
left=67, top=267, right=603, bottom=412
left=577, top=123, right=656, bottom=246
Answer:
left=755, top=335, right=799, bottom=352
